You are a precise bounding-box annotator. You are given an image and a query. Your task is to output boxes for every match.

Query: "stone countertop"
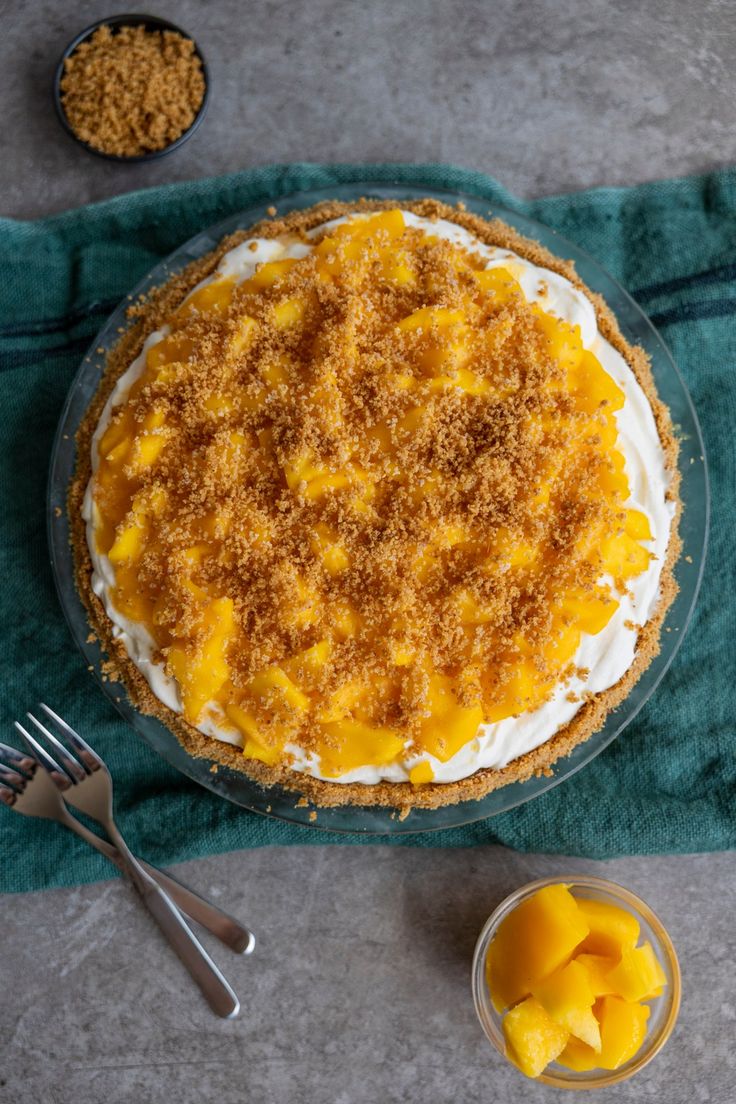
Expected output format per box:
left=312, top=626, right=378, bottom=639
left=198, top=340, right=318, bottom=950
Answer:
left=1, top=2, right=734, bottom=1102
left=6, top=0, right=736, bottom=218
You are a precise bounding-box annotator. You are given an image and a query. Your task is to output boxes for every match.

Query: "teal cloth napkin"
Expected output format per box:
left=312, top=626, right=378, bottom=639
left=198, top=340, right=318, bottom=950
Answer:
left=1, top=162, right=733, bottom=894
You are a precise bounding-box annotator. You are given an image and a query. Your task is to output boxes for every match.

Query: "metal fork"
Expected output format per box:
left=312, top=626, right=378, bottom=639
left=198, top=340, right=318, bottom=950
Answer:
left=5, top=705, right=242, bottom=1018
left=0, top=731, right=253, bottom=956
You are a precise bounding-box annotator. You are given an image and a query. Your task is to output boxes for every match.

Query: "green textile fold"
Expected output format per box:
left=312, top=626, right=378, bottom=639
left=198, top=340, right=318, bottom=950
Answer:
left=0, top=162, right=732, bottom=894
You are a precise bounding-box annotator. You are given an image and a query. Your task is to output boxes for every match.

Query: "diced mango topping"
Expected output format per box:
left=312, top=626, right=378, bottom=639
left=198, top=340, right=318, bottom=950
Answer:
left=91, top=207, right=660, bottom=775
left=487, top=885, right=590, bottom=1011
left=503, top=997, right=569, bottom=1078
left=577, top=896, right=640, bottom=958
left=485, top=884, right=669, bottom=1079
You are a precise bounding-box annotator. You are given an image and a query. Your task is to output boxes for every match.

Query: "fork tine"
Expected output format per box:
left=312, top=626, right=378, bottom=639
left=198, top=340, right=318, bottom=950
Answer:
left=0, top=741, right=36, bottom=776
left=25, top=712, right=86, bottom=782
left=14, top=722, right=72, bottom=791
left=39, top=703, right=101, bottom=773
left=0, top=763, right=26, bottom=790
left=0, top=782, right=18, bottom=808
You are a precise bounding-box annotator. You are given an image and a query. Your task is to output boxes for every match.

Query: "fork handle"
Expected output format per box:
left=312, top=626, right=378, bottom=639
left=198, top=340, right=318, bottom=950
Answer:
left=135, top=876, right=241, bottom=1019
left=58, top=808, right=254, bottom=953
left=106, top=822, right=240, bottom=1019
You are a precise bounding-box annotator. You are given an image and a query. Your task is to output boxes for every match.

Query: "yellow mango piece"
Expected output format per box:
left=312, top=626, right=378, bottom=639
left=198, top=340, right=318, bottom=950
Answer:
left=599, top=532, right=652, bottom=579
left=419, top=339, right=471, bottom=375
left=167, top=597, right=234, bottom=723
left=574, top=352, right=625, bottom=413
left=224, top=702, right=260, bottom=739
left=398, top=306, right=465, bottom=332
left=531, top=960, right=601, bottom=1051
left=534, top=309, right=584, bottom=375
left=143, top=407, right=166, bottom=431
left=575, top=954, right=619, bottom=998
left=503, top=997, right=569, bottom=1079
left=409, top=760, right=434, bottom=785
left=146, top=332, right=193, bottom=369
left=332, top=601, right=361, bottom=640
left=260, top=356, right=290, bottom=388
left=273, top=297, right=307, bottom=328
left=577, top=897, right=640, bottom=959
left=559, top=591, right=619, bottom=636
left=455, top=589, right=495, bottom=626
left=596, top=996, right=650, bottom=1068
left=302, top=472, right=350, bottom=499
left=391, top=371, right=417, bottom=391
left=317, top=679, right=367, bottom=723
left=311, top=524, right=350, bottom=575
left=110, top=565, right=154, bottom=623
left=101, top=435, right=132, bottom=467
left=130, top=434, right=165, bottom=471
left=99, top=415, right=132, bottom=460
left=180, top=277, right=235, bottom=317
left=419, top=675, right=483, bottom=761
left=248, top=258, right=298, bottom=288
left=203, top=394, right=236, bottom=417
left=227, top=314, right=258, bottom=358
left=284, top=451, right=325, bottom=491
left=486, top=885, right=590, bottom=1011
left=556, top=1034, right=600, bottom=1073
left=316, top=209, right=404, bottom=252
left=390, top=641, right=415, bottom=666
left=225, top=703, right=282, bottom=765
left=544, top=623, right=582, bottom=669
left=494, top=527, right=536, bottom=568
left=319, top=719, right=404, bottom=776
left=625, top=508, right=653, bottom=541
left=283, top=640, right=331, bottom=688
left=558, top=997, right=650, bottom=1072
left=242, top=736, right=281, bottom=765
left=595, top=449, right=630, bottom=501
left=292, top=578, right=320, bottom=628
left=249, top=666, right=310, bottom=714
left=382, top=254, right=415, bottom=285
left=108, top=516, right=146, bottom=564
left=484, top=661, right=538, bottom=724
left=474, top=266, right=522, bottom=302
left=356, top=208, right=405, bottom=240
left=605, top=942, right=666, bottom=1003
left=181, top=543, right=210, bottom=568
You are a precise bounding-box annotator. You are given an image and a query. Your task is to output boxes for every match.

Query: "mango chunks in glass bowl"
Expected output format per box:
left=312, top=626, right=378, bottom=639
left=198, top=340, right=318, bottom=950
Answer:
left=471, top=877, right=681, bottom=1088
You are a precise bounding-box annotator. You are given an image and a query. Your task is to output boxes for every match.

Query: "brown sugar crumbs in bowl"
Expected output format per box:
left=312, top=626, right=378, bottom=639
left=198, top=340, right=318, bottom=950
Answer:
left=59, top=22, right=206, bottom=158
left=71, top=199, right=680, bottom=810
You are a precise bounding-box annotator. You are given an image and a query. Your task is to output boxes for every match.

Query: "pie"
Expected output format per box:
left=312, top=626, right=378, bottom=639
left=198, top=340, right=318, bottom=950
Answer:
left=72, top=199, right=680, bottom=810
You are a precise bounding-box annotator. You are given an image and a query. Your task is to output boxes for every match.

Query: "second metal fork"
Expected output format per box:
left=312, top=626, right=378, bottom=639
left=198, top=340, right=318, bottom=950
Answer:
left=10, top=705, right=244, bottom=1018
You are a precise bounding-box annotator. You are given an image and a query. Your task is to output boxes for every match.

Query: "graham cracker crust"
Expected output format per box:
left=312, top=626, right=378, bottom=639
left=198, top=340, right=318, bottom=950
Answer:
left=69, top=198, right=681, bottom=813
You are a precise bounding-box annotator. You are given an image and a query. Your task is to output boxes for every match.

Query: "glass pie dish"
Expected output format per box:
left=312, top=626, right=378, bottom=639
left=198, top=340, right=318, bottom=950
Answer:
left=47, top=182, right=709, bottom=834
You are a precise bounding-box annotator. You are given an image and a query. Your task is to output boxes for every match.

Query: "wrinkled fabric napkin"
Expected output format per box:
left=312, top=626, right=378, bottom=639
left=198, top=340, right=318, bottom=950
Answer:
left=0, top=162, right=732, bottom=893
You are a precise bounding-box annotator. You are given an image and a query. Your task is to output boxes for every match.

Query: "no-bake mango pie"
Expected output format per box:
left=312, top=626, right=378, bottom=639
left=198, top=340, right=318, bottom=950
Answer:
left=73, top=199, right=679, bottom=809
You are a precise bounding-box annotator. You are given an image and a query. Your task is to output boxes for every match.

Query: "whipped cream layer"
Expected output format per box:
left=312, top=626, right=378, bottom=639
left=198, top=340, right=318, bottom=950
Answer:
left=84, top=210, right=675, bottom=784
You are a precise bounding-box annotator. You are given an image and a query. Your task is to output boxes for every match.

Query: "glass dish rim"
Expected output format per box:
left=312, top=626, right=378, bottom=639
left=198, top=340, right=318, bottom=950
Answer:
left=47, top=179, right=709, bottom=836
left=471, top=873, right=682, bottom=1089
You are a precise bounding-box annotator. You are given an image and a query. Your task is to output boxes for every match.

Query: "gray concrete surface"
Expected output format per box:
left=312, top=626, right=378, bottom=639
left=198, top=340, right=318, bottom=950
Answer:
left=2, top=847, right=735, bottom=1104
left=2, top=0, right=736, bottom=218
left=1, top=1, right=735, bottom=1102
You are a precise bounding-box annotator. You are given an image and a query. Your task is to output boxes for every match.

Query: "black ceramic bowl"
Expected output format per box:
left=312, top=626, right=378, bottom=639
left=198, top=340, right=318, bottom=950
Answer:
left=53, top=12, right=210, bottom=162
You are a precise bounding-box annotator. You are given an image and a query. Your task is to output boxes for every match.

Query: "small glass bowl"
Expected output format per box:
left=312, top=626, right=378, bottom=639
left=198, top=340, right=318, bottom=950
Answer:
left=471, top=875, right=681, bottom=1090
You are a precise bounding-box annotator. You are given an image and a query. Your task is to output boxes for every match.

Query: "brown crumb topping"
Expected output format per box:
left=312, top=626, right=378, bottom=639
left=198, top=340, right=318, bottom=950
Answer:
left=71, top=198, right=681, bottom=809
left=60, top=23, right=205, bottom=157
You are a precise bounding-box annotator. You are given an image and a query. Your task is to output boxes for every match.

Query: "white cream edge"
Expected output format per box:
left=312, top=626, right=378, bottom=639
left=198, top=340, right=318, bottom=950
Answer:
left=83, top=210, right=674, bottom=784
